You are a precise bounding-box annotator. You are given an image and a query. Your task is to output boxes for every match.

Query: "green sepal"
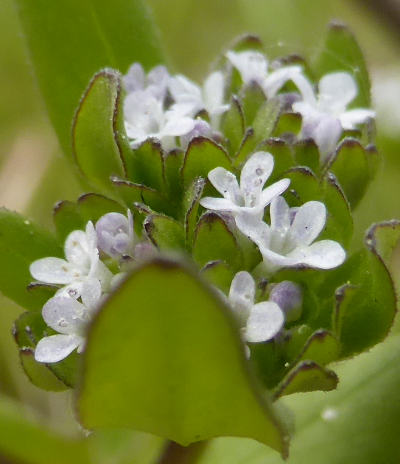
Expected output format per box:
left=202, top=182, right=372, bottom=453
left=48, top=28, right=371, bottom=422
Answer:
left=258, top=138, right=294, bottom=181
left=296, top=330, right=340, bottom=366
left=181, top=137, right=231, bottom=189
left=284, top=167, right=353, bottom=246
left=274, top=361, right=338, bottom=398
left=13, top=311, right=78, bottom=390
left=125, top=138, right=165, bottom=191
left=313, top=21, right=371, bottom=107
left=200, top=260, right=235, bottom=294
left=273, top=112, right=302, bottom=138
left=293, top=139, right=320, bottom=174
left=241, top=82, right=266, bottom=126
left=183, top=177, right=206, bottom=249
left=72, top=70, right=126, bottom=191
left=77, top=258, right=290, bottom=456
left=327, top=138, right=371, bottom=208
left=0, top=209, right=62, bottom=310
left=53, top=193, right=125, bottom=241
left=111, top=176, right=167, bottom=215
left=143, top=215, right=185, bottom=251
left=193, top=212, right=243, bottom=270
left=221, top=96, right=245, bottom=156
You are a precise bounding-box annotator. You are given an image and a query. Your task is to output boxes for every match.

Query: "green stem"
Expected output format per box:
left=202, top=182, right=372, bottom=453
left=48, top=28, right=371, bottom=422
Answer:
left=157, top=441, right=207, bottom=464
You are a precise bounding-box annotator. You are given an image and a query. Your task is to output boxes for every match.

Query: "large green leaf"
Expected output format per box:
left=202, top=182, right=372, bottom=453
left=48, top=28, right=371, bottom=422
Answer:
left=77, top=259, right=290, bottom=457
left=0, top=209, right=62, bottom=310
left=195, top=333, right=400, bottom=464
left=14, top=0, right=164, bottom=155
left=0, top=396, right=89, bottom=464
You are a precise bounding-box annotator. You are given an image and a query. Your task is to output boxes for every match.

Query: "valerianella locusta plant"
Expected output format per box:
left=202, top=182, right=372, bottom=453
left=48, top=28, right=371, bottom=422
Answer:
left=6, top=27, right=399, bottom=462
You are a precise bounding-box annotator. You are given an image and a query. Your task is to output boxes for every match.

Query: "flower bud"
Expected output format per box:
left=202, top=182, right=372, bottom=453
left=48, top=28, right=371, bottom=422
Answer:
left=269, top=281, right=302, bottom=322
left=95, top=211, right=135, bottom=259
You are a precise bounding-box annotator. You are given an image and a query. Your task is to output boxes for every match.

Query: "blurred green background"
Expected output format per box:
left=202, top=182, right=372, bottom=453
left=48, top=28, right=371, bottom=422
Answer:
left=1, top=0, right=400, bottom=462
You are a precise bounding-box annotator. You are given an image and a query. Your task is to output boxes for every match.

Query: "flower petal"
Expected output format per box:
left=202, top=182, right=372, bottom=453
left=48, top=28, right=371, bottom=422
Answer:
left=291, top=73, right=317, bottom=105
left=259, top=178, right=290, bottom=209
left=228, top=271, right=255, bottom=323
left=339, top=108, right=375, bottom=130
left=235, top=212, right=270, bottom=250
left=123, top=63, right=145, bottom=93
left=81, top=278, right=102, bottom=310
left=245, top=301, right=284, bottom=343
left=288, top=201, right=326, bottom=247
left=35, top=334, right=81, bottom=363
left=168, top=74, right=202, bottom=103
left=199, top=197, right=237, bottom=212
left=269, top=196, right=291, bottom=252
left=226, top=50, right=268, bottom=85
left=162, top=115, right=195, bottom=137
left=288, top=240, right=346, bottom=269
left=208, top=167, right=241, bottom=203
left=203, top=71, right=225, bottom=113
left=42, top=296, right=88, bottom=334
left=30, top=257, right=79, bottom=284
left=262, top=65, right=301, bottom=98
left=240, top=151, right=274, bottom=207
left=318, top=72, right=357, bottom=112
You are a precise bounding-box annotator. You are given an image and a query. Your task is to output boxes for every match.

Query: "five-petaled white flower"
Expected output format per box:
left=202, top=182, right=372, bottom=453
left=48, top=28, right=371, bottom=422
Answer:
left=95, top=210, right=135, bottom=260
left=236, top=196, right=346, bottom=273
left=226, top=50, right=303, bottom=99
left=293, top=71, right=375, bottom=159
left=227, top=271, right=285, bottom=343
left=35, top=279, right=103, bottom=363
left=30, top=221, right=112, bottom=298
left=123, top=89, right=196, bottom=149
left=168, top=71, right=229, bottom=129
left=200, top=151, right=290, bottom=220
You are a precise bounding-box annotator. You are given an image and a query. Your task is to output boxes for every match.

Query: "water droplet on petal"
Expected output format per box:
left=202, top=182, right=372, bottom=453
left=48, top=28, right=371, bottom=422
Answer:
left=58, top=318, right=68, bottom=328
left=321, top=407, right=338, bottom=422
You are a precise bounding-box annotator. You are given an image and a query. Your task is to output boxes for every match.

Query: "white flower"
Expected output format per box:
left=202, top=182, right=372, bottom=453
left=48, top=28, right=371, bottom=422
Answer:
left=200, top=151, right=290, bottom=220
left=226, top=50, right=303, bottom=99
left=95, top=210, right=135, bottom=260
left=35, top=279, right=102, bottom=363
left=30, top=222, right=112, bottom=297
left=236, top=196, right=346, bottom=273
left=124, top=63, right=169, bottom=99
left=124, top=89, right=195, bottom=149
left=168, top=71, right=229, bottom=128
left=228, top=271, right=285, bottom=343
left=293, top=72, right=375, bottom=158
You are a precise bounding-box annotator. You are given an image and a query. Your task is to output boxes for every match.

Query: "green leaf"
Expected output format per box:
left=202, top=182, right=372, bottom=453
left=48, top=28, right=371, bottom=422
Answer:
left=14, top=0, right=164, bottom=155
left=13, top=311, right=78, bottom=389
left=144, top=215, right=185, bottom=250
left=77, top=259, right=290, bottom=456
left=0, top=209, right=62, bottom=310
left=195, top=334, right=400, bottom=464
left=313, top=21, right=371, bottom=107
left=327, top=138, right=370, bottom=208
left=193, top=212, right=243, bottom=270
left=164, top=149, right=185, bottom=210
left=72, top=70, right=125, bottom=191
left=333, top=223, right=397, bottom=357
left=241, top=83, right=266, bottom=126
left=182, top=137, right=231, bottom=188
left=274, top=361, right=338, bottom=398
left=0, top=395, right=90, bottom=464
left=125, top=139, right=165, bottom=190
left=53, top=201, right=86, bottom=242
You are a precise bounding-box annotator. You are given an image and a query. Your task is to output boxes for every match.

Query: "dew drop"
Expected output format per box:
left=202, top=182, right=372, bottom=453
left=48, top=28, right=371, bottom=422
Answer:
left=255, top=167, right=263, bottom=176
left=24, top=219, right=31, bottom=225
left=321, top=407, right=338, bottom=422
left=58, top=318, right=68, bottom=328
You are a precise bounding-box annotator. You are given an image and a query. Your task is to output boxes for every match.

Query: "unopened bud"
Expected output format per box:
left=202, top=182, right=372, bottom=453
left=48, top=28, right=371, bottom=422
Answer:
left=269, top=281, right=302, bottom=322
left=95, top=211, right=134, bottom=259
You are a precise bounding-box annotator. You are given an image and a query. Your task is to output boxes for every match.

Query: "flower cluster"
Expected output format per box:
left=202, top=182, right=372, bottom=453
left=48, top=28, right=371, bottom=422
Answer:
left=122, top=49, right=374, bottom=160
left=29, top=44, right=373, bottom=363
left=30, top=211, right=141, bottom=363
